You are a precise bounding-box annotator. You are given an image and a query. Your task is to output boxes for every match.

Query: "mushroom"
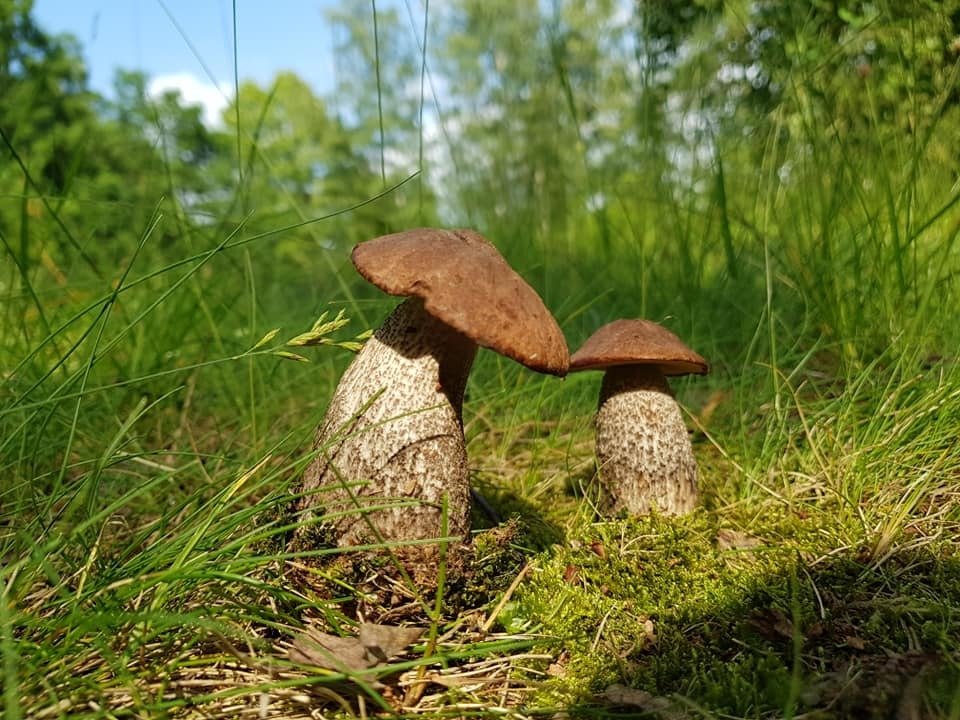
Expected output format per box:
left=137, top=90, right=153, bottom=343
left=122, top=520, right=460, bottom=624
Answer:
left=295, top=228, right=568, bottom=556
left=570, top=319, right=708, bottom=516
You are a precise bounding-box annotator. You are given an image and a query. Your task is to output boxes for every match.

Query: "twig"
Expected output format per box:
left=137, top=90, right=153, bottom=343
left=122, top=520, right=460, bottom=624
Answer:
left=482, top=561, right=532, bottom=633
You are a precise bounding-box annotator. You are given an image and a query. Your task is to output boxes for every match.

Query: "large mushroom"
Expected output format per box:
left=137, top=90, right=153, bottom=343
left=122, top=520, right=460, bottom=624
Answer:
left=295, top=228, right=568, bottom=557
left=570, top=319, right=708, bottom=516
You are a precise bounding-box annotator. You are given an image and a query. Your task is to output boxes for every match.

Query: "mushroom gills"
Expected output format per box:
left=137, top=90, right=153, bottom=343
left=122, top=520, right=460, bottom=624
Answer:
left=297, top=297, right=478, bottom=548
left=595, top=364, right=698, bottom=515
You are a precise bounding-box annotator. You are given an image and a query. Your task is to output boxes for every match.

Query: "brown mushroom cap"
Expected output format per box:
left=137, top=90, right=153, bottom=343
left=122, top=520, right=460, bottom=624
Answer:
left=570, top=319, right=708, bottom=376
left=352, top=228, right=569, bottom=376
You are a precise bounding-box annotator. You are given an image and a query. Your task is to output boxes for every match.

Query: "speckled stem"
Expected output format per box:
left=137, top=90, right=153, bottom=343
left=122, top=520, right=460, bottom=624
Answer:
left=295, top=297, right=477, bottom=550
left=595, top=365, right=699, bottom=515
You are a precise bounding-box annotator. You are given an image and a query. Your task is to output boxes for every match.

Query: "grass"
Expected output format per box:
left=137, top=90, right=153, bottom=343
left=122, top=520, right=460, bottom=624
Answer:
left=3, top=5, right=960, bottom=719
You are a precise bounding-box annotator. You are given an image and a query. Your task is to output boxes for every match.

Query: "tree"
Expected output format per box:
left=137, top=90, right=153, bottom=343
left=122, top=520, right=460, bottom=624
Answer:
left=217, top=71, right=430, bottom=265
left=670, top=0, right=960, bottom=150
left=0, top=0, right=95, bottom=194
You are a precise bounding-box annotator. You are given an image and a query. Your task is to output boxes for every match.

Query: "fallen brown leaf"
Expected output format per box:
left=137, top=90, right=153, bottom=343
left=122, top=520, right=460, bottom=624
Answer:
left=604, top=684, right=674, bottom=713
left=844, top=635, right=866, bottom=650
left=716, top=528, right=764, bottom=550
left=289, top=623, right=424, bottom=673
left=748, top=608, right=794, bottom=640
left=642, top=618, right=657, bottom=645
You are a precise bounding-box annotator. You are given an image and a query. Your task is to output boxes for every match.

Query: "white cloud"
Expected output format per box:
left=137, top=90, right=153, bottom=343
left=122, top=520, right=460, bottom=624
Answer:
left=147, top=73, right=232, bottom=127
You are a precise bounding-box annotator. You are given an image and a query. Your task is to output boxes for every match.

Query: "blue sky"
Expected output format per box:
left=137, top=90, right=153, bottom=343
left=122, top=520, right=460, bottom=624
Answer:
left=32, top=1, right=342, bottom=123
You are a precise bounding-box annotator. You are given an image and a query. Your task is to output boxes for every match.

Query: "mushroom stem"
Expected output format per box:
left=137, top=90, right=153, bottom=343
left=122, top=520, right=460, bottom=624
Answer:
left=295, top=297, right=478, bottom=550
left=595, top=364, right=699, bottom=515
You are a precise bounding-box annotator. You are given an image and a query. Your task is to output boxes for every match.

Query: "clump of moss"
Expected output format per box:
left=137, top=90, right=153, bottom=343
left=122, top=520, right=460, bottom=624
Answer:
left=502, top=504, right=960, bottom=715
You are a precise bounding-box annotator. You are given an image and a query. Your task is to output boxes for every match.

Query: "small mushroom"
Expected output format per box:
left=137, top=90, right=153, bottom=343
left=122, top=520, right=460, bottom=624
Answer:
left=295, top=228, right=568, bottom=556
left=570, top=319, right=708, bottom=516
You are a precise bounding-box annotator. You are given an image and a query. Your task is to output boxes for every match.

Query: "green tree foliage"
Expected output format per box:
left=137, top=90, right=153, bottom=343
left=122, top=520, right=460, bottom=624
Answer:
left=3, top=0, right=956, bottom=362
left=0, top=0, right=105, bottom=295
left=220, top=72, right=400, bottom=255
left=723, top=1, right=959, bottom=130
left=105, top=70, right=219, bottom=205
left=432, top=0, right=595, bottom=244
left=0, top=0, right=433, bottom=332
left=0, top=0, right=221, bottom=286
left=0, top=0, right=93, bottom=193
left=328, top=4, right=423, bottom=176
left=325, top=3, right=438, bottom=228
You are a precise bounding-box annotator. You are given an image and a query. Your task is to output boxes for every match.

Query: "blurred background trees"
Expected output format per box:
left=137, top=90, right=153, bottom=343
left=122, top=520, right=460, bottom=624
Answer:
left=2, top=0, right=958, bottom=381
left=4, top=0, right=957, bottom=261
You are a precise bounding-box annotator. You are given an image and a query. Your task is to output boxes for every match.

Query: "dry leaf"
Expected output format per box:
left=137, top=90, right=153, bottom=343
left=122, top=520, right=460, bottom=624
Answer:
left=748, top=608, right=794, bottom=640
left=716, top=528, right=764, bottom=550
left=289, top=623, right=424, bottom=672
left=358, top=623, right=424, bottom=664
left=289, top=630, right=368, bottom=672
left=547, top=650, right=571, bottom=677
left=642, top=618, right=657, bottom=645
left=845, top=635, right=866, bottom=650
left=604, top=684, right=673, bottom=712
left=547, top=662, right=567, bottom=677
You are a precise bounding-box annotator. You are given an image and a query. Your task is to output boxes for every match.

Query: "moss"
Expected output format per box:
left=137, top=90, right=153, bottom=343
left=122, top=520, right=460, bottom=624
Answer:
left=496, top=501, right=960, bottom=715
left=448, top=518, right=529, bottom=608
